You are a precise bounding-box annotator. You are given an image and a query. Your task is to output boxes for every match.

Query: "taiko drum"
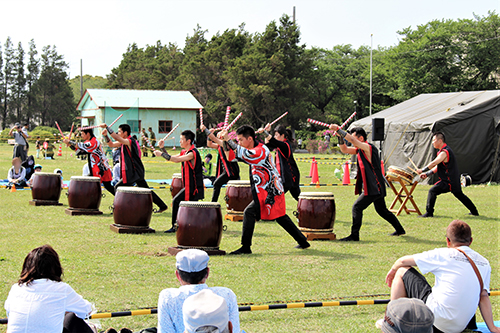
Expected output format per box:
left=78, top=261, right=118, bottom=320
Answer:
left=170, top=173, right=183, bottom=198
left=225, top=180, right=253, bottom=215
left=176, top=201, right=223, bottom=250
left=113, top=187, right=152, bottom=229
left=31, top=172, right=62, bottom=204
left=295, top=192, right=336, bottom=232
left=67, top=176, right=102, bottom=211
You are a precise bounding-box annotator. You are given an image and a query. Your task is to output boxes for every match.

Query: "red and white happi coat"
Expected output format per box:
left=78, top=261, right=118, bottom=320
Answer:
left=76, top=137, right=112, bottom=182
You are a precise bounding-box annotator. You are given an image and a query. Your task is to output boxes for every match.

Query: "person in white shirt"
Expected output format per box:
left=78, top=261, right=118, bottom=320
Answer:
left=182, top=289, right=233, bottom=333
left=7, top=157, right=27, bottom=189
left=383, top=220, right=499, bottom=333
left=4, top=245, right=95, bottom=333
left=157, top=249, right=240, bottom=333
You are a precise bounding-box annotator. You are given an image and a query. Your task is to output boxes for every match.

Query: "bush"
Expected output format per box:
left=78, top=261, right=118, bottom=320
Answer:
left=29, top=126, right=60, bottom=142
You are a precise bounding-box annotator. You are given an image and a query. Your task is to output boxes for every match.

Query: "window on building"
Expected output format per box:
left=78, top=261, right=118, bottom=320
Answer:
left=159, top=120, right=173, bottom=134
left=127, top=120, right=140, bottom=133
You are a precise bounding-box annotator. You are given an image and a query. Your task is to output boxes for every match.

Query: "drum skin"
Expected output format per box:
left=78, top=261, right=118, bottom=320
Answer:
left=176, top=202, right=223, bottom=248
left=113, top=188, right=152, bottom=228
left=387, top=166, right=414, bottom=185
left=68, top=176, right=102, bottom=210
left=225, top=181, right=253, bottom=213
left=31, top=173, right=61, bottom=202
left=170, top=173, right=183, bottom=198
left=296, top=192, right=336, bottom=230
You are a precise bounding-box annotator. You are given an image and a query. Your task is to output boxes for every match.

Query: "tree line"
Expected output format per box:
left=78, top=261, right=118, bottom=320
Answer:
left=1, top=11, right=498, bottom=132
left=0, top=38, right=75, bottom=130
left=107, top=12, right=500, bottom=130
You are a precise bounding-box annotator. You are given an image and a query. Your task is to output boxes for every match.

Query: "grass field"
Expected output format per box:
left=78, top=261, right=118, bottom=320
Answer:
left=0, top=143, right=498, bottom=333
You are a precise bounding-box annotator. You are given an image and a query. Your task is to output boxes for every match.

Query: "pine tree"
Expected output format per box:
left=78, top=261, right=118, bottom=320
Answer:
left=1, top=37, right=15, bottom=129
left=26, top=39, right=39, bottom=125
left=0, top=45, right=4, bottom=128
left=11, top=41, right=26, bottom=123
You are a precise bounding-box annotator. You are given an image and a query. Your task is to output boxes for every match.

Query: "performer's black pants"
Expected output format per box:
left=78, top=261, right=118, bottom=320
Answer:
left=426, top=182, right=478, bottom=215
left=287, top=185, right=301, bottom=201
left=241, top=201, right=309, bottom=249
left=351, top=193, right=405, bottom=239
left=115, top=179, right=167, bottom=210
left=171, top=188, right=200, bottom=228
left=62, top=312, right=94, bottom=333
left=211, top=172, right=239, bottom=202
left=103, top=181, right=115, bottom=195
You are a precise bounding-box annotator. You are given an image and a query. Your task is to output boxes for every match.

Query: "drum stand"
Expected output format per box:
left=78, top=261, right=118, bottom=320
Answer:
left=225, top=211, right=243, bottom=222
left=110, top=224, right=155, bottom=234
left=167, top=247, right=226, bottom=256
left=385, top=175, right=421, bottom=216
left=65, top=208, right=103, bottom=216
left=300, top=230, right=336, bottom=241
left=29, top=199, right=63, bottom=206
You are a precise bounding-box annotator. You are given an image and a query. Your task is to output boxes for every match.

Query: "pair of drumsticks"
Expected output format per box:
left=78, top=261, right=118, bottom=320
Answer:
left=407, top=157, right=418, bottom=174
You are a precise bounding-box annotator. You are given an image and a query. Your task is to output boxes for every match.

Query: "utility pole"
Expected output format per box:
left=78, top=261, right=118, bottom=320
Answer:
left=293, top=6, right=296, bottom=23
left=369, top=34, right=373, bottom=116
left=80, top=59, right=83, bottom=98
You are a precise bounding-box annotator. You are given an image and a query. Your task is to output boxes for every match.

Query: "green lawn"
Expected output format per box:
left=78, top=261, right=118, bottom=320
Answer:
left=0, top=143, right=498, bottom=332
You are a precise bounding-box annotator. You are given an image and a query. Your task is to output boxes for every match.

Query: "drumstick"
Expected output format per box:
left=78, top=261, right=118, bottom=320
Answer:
left=142, top=145, right=155, bottom=151
left=107, top=114, right=123, bottom=128
left=199, top=108, right=204, bottom=125
left=55, top=121, right=65, bottom=138
left=223, top=106, right=231, bottom=128
left=162, top=123, right=180, bottom=141
left=307, top=118, right=330, bottom=128
left=225, top=112, right=242, bottom=130
left=408, top=157, right=418, bottom=170
left=407, top=165, right=418, bottom=174
left=141, top=132, right=154, bottom=149
left=68, top=122, right=74, bottom=139
left=78, top=124, right=101, bottom=131
left=333, top=111, right=357, bottom=136
left=269, top=112, right=288, bottom=126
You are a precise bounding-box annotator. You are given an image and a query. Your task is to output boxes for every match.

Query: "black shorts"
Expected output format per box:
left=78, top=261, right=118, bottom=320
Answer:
left=402, top=267, right=432, bottom=302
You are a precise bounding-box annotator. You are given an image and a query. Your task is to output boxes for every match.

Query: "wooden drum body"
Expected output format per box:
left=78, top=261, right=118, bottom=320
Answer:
left=176, top=201, right=224, bottom=252
left=30, top=172, right=62, bottom=206
left=66, top=176, right=103, bottom=215
left=170, top=173, right=183, bottom=198
left=387, top=166, right=415, bottom=185
left=224, top=180, right=253, bottom=221
left=111, top=187, right=154, bottom=234
left=295, top=192, right=336, bottom=241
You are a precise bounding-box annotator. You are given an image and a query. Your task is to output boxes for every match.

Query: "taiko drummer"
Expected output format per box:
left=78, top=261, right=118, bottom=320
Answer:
left=330, top=125, right=406, bottom=241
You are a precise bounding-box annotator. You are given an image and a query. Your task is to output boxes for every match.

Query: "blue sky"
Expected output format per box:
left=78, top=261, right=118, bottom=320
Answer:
left=1, top=0, right=498, bottom=78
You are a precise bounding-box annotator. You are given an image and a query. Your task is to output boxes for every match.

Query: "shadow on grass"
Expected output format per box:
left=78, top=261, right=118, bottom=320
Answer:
left=401, top=235, right=442, bottom=246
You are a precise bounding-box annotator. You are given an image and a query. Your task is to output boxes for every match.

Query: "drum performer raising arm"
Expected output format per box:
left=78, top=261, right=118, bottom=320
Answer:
left=415, top=132, right=478, bottom=218
left=100, top=123, right=169, bottom=214
left=154, top=130, right=204, bottom=233
left=219, top=125, right=310, bottom=254
left=330, top=124, right=405, bottom=241
left=200, top=124, right=240, bottom=203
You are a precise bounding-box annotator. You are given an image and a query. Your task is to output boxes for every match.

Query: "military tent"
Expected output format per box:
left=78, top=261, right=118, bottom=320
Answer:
left=348, top=90, right=500, bottom=184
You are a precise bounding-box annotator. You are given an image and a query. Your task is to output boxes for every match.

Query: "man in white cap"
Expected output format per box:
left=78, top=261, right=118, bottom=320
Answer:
left=182, top=289, right=232, bottom=333
left=157, top=249, right=239, bottom=333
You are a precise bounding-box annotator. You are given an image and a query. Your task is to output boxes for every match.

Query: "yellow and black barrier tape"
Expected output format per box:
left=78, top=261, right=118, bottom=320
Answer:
left=1, top=291, right=499, bottom=323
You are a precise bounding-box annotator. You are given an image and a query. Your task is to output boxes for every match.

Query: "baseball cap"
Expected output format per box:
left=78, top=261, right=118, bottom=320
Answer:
left=34, top=164, right=42, bottom=169
left=176, top=249, right=209, bottom=273
left=381, top=298, right=434, bottom=333
left=182, top=289, right=229, bottom=333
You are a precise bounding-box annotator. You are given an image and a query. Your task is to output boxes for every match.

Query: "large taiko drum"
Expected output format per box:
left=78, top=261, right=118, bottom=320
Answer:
left=67, top=176, right=102, bottom=212
left=387, top=166, right=415, bottom=185
left=176, top=201, right=223, bottom=250
left=170, top=173, right=183, bottom=198
left=225, top=180, right=253, bottom=217
left=295, top=192, right=336, bottom=233
left=30, top=172, right=62, bottom=206
left=112, top=187, right=153, bottom=233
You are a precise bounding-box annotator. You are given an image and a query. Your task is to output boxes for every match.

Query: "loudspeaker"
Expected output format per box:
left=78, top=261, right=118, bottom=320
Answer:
left=372, top=118, right=385, bottom=141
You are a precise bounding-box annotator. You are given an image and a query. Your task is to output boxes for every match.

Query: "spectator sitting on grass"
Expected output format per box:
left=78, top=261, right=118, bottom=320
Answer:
left=182, top=289, right=233, bottom=333
left=383, top=220, right=500, bottom=333
left=4, top=245, right=96, bottom=333
left=54, top=168, right=64, bottom=188
left=157, top=249, right=240, bottom=333
left=7, top=157, right=27, bottom=189
left=27, top=164, right=42, bottom=187
left=42, top=139, right=55, bottom=159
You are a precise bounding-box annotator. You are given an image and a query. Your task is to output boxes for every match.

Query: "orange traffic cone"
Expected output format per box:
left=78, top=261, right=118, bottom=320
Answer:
left=57, top=144, right=62, bottom=156
left=381, top=159, right=385, bottom=176
left=308, top=157, right=316, bottom=177
left=311, top=159, right=320, bottom=188
left=10, top=185, right=16, bottom=192
left=342, top=161, right=350, bottom=185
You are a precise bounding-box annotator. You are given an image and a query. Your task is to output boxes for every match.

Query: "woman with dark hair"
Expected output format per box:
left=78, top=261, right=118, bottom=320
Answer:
left=63, top=128, right=115, bottom=195
left=258, top=123, right=301, bottom=201
left=4, top=245, right=95, bottom=333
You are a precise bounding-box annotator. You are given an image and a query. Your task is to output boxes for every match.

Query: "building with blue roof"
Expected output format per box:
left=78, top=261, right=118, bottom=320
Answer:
left=77, top=89, right=202, bottom=146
